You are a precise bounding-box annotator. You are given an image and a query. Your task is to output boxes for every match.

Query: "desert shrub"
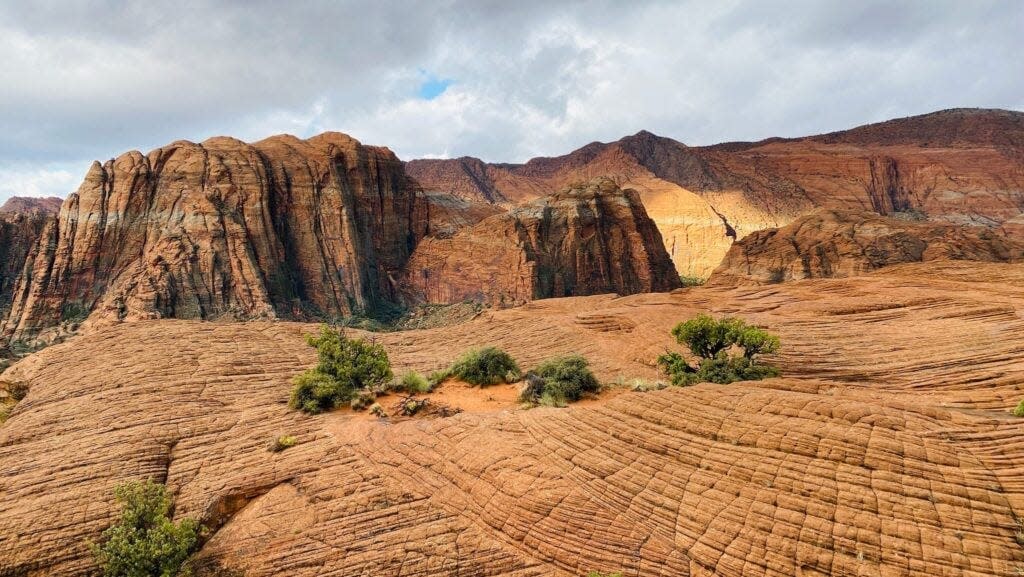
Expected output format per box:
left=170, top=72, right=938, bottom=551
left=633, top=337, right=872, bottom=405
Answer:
left=268, top=435, right=297, bottom=453
left=519, top=356, right=600, bottom=406
left=659, top=314, right=780, bottom=386
left=1014, top=400, right=1024, bottom=417
left=539, top=390, right=567, bottom=408
left=449, top=347, right=520, bottom=386
left=369, top=403, right=387, bottom=418
left=534, top=356, right=599, bottom=402
left=396, top=370, right=431, bottom=393
left=349, top=390, right=376, bottom=411
left=91, top=479, right=200, bottom=577
left=679, top=275, right=705, bottom=287
left=289, top=325, right=392, bottom=414
left=400, top=398, right=428, bottom=416
left=586, top=572, right=623, bottom=577
left=427, top=368, right=452, bottom=387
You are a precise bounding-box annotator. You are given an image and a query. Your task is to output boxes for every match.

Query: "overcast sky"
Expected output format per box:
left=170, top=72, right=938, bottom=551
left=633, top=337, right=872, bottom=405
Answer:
left=0, top=0, right=1021, bottom=202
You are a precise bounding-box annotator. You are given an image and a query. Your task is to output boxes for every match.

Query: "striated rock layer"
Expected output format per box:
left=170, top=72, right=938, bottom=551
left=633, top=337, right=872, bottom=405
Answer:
left=709, top=209, right=1024, bottom=285
left=2, top=261, right=1024, bottom=575
left=408, top=108, right=1024, bottom=277
left=0, top=213, right=55, bottom=326
left=401, top=178, right=681, bottom=305
left=1, top=133, right=421, bottom=342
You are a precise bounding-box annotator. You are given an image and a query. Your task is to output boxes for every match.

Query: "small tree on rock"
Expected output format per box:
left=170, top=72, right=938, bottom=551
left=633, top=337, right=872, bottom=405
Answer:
left=290, top=325, right=392, bottom=414
left=658, top=314, right=780, bottom=386
left=91, top=479, right=200, bottom=577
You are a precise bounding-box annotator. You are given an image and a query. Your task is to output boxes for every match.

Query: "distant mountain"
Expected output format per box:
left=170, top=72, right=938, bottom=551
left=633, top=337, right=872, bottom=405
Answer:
left=0, top=196, right=63, bottom=215
left=408, top=108, right=1024, bottom=277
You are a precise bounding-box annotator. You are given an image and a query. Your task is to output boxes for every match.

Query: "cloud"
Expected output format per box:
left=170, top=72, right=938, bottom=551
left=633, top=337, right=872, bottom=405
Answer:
left=0, top=163, right=87, bottom=199
left=0, top=0, right=1021, bottom=202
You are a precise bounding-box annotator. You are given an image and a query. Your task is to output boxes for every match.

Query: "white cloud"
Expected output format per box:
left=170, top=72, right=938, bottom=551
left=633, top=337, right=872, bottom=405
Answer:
left=0, top=164, right=87, bottom=199
left=0, top=0, right=1021, bottom=203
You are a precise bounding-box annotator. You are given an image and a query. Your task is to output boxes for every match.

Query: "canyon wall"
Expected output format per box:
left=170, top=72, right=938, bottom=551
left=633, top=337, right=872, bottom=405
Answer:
left=709, top=209, right=1024, bottom=285
left=408, top=108, right=1024, bottom=278
left=401, top=178, right=681, bottom=305
left=1, top=133, right=421, bottom=342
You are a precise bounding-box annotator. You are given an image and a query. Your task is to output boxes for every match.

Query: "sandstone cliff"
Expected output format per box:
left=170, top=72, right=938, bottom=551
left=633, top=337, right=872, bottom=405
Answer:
left=708, top=209, right=1024, bottom=285
left=0, top=211, right=56, bottom=326
left=408, top=108, right=1024, bottom=277
left=401, top=178, right=681, bottom=305
left=1, top=133, right=421, bottom=343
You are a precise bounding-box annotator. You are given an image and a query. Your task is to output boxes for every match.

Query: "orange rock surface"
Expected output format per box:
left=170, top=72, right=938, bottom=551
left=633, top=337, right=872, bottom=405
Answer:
left=2, top=261, right=1024, bottom=576
left=0, top=133, right=422, bottom=343
left=401, top=178, right=681, bottom=305
left=710, top=209, right=1024, bottom=285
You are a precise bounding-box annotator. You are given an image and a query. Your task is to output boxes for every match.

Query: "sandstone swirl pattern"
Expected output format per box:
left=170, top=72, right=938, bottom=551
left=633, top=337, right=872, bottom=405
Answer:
left=2, top=261, right=1023, bottom=576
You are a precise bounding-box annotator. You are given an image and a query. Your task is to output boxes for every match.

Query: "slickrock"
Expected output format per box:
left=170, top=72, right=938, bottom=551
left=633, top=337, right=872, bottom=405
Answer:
left=409, top=109, right=1024, bottom=277
left=709, top=209, right=1024, bottom=285
left=0, top=133, right=421, bottom=343
left=2, top=261, right=1024, bottom=576
left=401, top=178, right=681, bottom=306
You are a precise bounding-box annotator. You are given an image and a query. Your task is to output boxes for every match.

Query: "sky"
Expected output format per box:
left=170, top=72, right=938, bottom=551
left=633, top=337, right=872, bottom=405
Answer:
left=0, top=0, right=1021, bottom=202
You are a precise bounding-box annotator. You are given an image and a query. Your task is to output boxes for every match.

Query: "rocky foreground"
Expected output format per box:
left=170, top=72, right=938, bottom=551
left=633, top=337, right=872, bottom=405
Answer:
left=2, top=260, right=1024, bottom=576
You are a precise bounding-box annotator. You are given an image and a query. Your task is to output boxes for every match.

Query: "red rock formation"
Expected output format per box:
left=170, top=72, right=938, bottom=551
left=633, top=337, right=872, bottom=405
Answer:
left=408, top=108, right=1024, bottom=277
left=708, top=209, right=1024, bottom=285
left=1, top=133, right=421, bottom=342
left=401, top=178, right=681, bottom=305
left=0, top=196, right=63, bottom=215
left=0, top=212, right=55, bottom=325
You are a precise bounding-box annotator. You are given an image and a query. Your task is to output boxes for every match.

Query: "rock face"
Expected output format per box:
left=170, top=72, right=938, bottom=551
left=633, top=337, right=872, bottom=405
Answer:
left=2, top=261, right=1024, bottom=576
left=0, top=196, right=63, bottom=215
left=0, top=212, right=56, bottom=325
left=709, top=209, right=1024, bottom=285
left=0, top=134, right=421, bottom=342
left=408, top=108, right=1024, bottom=277
left=401, top=178, right=681, bottom=305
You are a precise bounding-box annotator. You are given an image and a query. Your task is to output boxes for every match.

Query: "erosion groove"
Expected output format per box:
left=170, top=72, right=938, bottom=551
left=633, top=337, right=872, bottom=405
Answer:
left=1, top=261, right=1023, bottom=575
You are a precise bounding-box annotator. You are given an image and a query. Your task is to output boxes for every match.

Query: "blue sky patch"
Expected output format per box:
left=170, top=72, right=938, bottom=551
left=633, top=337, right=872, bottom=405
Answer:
left=418, top=75, right=452, bottom=100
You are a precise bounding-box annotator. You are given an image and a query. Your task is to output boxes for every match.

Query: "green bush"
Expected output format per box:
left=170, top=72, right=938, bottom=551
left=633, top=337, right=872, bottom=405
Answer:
left=587, top=572, right=623, bottom=577
left=449, top=347, right=520, bottom=386
left=1014, top=400, right=1024, bottom=417
left=679, top=275, right=705, bottom=287
left=427, top=368, right=452, bottom=387
left=268, top=435, right=297, bottom=453
left=532, top=355, right=600, bottom=404
left=658, top=314, right=780, bottom=386
left=396, top=370, right=431, bottom=393
left=289, top=325, right=392, bottom=414
left=90, top=480, right=200, bottom=577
